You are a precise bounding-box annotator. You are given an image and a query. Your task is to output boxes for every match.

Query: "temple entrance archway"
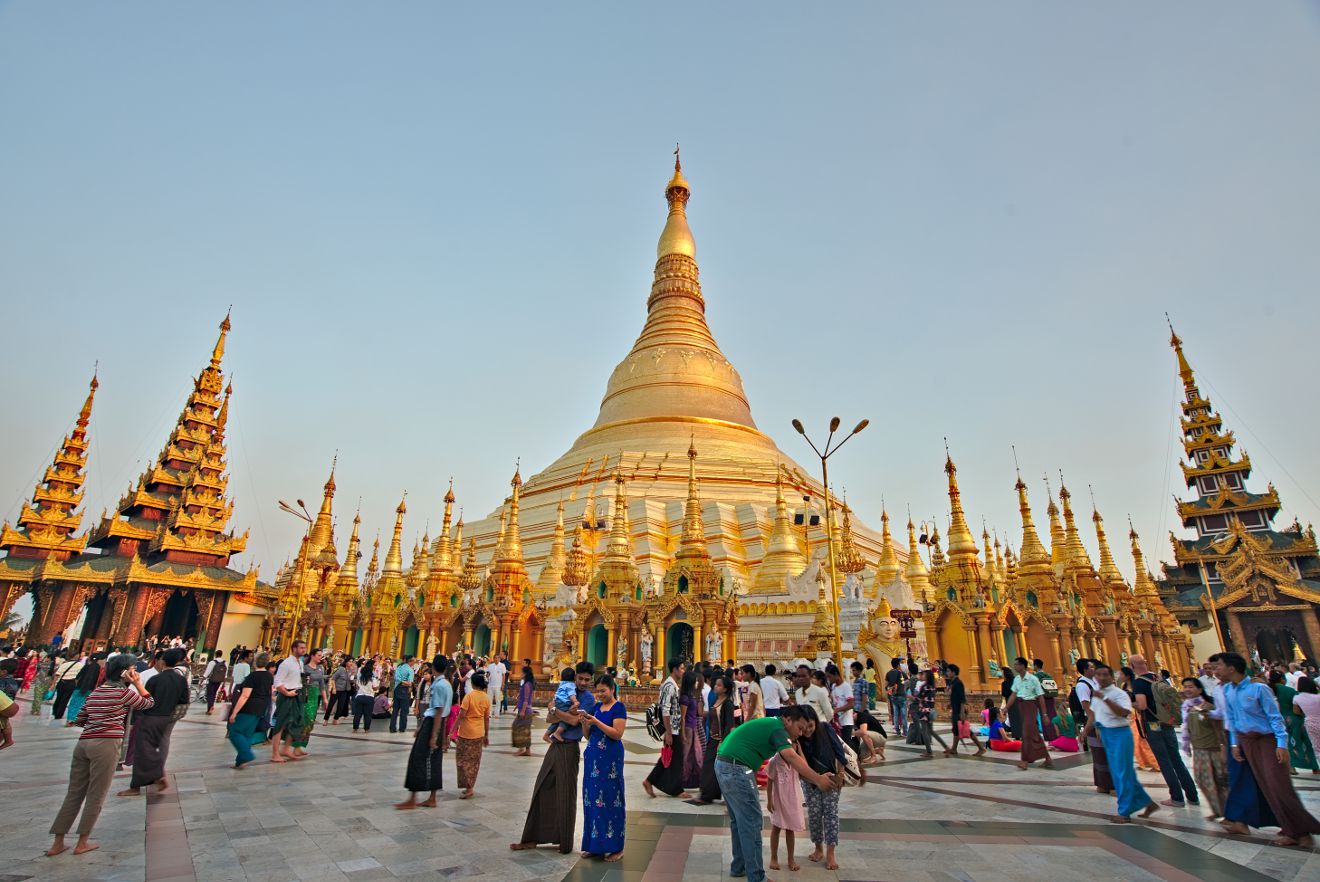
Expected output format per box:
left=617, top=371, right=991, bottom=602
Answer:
left=587, top=623, right=609, bottom=668
left=403, top=625, right=420, bottom=659
left=158, top=591, right=199, bottom=641
left=1255, top=627, right=1302, bottom=664
left=474, top=624, right=492, bottom=657
left=665, top=622, right=694, bottom=663
left=351, top=629, right=364, bottom=657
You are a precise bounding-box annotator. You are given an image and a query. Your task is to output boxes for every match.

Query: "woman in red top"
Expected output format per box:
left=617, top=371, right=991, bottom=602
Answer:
left=47, top=654, right=154, bottom=858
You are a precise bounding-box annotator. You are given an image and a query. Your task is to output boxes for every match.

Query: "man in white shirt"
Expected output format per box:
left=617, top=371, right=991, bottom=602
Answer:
left=1082, top=662, right=1158, bottom=823
left=760, top=664, right=789, bottom=717
left=792, top=664, right=833, bottom=723
left=1285, top=663, right=1303, bottom=690
left=487, top=658, right=505, bottom=716
left=1074, top=658, right=1113, bottom=796
left=828, top=664, right=855, bottom=743
left=270, top=640, right=306, bottom=764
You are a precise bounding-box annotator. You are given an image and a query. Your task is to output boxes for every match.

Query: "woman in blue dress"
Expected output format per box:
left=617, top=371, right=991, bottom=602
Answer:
left=580, top=673, right=628, bottom=862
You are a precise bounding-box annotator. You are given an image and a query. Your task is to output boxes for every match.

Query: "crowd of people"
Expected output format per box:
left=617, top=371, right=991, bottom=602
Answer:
left=2, top=637, right=1319, bottom=874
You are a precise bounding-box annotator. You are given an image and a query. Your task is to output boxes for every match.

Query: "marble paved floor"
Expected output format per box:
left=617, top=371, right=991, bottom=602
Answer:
left=3, top=703, right=1318, bottom=882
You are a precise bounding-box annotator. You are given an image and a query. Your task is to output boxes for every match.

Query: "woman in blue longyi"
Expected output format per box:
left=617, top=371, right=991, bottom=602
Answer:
left=580, top=674, right=628, bottom=863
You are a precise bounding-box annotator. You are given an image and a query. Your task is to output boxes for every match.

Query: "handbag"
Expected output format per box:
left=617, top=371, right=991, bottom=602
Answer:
left=659, top=744, right=673, bottom=768
left=957, top=719, right=972, bottom=739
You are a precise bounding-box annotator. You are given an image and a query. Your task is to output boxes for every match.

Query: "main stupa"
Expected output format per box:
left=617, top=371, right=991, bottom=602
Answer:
left=455, top=154, right=903, bottom=658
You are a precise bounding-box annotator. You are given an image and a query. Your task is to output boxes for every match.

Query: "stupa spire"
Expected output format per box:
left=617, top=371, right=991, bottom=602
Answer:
left=334, top=511, right=361, bottom=596
left=874, top=508, right=902, bottom=586
left=1045, top=477, right=1066, bottom=573
left=0, top=371, right=100, bottom=559
left=1091, top=492, right=1125, bottom=588
left=676, top=440, right=710, bottom=560
left=309, top=455, right=336, bottom=556
left=383, top=495, right=406, bottom=575
left=562, top=500, right=590, bottom=588
left=604, top=471, right=632, bottom=561
left=537, top=499, right=568, bottom=590
left=1059, top=478, right=1095, bottom=578
left=1014, top=474, right=1051, bottom=576
left=753, top=469, right=807, bottom=593
left=498, top=464, right=524, bottom=563
left=943, top=448, right=979, bottom=563
left=1129, top=525, right=1160, bottom=600
left=905, top=517, right=934, bottom=604
left=431, top=479, right=456, bottom=574
left=589, top=151, right=757, bottom=434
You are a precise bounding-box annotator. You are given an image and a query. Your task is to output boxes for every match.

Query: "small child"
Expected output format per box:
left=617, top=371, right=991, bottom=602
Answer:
left=543, top=667, right=579, bottom=743
left=767, top=746, right=805, bottom=871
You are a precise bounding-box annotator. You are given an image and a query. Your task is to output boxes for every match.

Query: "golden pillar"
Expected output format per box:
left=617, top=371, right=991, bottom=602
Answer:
left=692, top=622, right=704, bottom=663
left=1100, top=618, right=1121, bottom=669
left=654, top=623, right=666, bottom=679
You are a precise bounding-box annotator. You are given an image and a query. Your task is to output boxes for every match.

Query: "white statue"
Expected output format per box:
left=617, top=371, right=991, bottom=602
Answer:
left=425, top=633, right=437, bottom=660
left=617, top=634, right=628, bottom=669
left=706, top=630, right=722, bottom=662
left=640, top=630, right=654, bottom=671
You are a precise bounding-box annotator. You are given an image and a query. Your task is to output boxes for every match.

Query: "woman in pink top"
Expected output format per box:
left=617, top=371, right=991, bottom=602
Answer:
left=1294, top=677, right=1320, bottom=765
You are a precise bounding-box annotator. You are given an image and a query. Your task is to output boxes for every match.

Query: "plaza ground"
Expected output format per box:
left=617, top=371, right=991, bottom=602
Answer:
left=2, top=707, right=1317, bottom=882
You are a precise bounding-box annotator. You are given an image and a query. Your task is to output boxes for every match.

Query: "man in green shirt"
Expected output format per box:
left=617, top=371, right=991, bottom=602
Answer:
left=1005, top=656, right=1055, bottom=771
left=715, top=706, right=835, bottom=882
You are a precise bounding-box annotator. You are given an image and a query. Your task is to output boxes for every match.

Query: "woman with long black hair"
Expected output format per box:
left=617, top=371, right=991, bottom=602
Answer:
left=352, top=659, right=378, bottom=732
left=695, top=674, right=736, bottom=804
left=797, top=703, right=844, bottom=872
left=510, top=665, right=535, bottom=757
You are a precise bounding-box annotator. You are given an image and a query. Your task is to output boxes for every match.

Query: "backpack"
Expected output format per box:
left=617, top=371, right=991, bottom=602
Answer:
left=1067, top=685, right=1086, bottom=723
left=1150, top=677, right=1182, bottom=727
left=1036, top=673, right=1059, bottom=698
left=208, top=660, right=227, bottom=683
left=644, top=702, right=665, bottom=741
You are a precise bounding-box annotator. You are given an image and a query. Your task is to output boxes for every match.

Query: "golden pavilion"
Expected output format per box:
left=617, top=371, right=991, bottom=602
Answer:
left=0, top=315, right=271, bottom=651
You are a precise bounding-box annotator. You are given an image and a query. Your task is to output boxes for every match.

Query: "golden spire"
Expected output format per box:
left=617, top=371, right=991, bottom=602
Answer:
left=1014, top=474, right=1051, bottom=576
left=458, top=537, right=482, bottom=591
left=1045, top=478, right=1065, bottom=573
left=929, top=522, right=945, bottom=569
left=431, top=479, right=456, bottom=574
left=309, top=455, right=336, bottom=556
left=1058, top=479, right=1095, bottom=578
left=562, top=500, right=590, bottom=587
left=657, top=143, right=695, bottom=259
left=1167, top=315, right=1197, bottom=395
left=993, top=534, right=1006, bottom=583
left=905, top=517, right=933, bottom=603
left=873, top=507, right=902, bottom=586
left=836, top=500, right=865, bottom=574
left=677, top=440, right=709, bottom=558
left=451, top=516, right=464, bottom=569
left=0, top=371, right=99, bottom=559
left=589, top=152, right=758, bottom=434
left=383, top=495, right=406, bottom=575
left=497, top=464, right=524, bottom=563
left=495, top=506, right=508, bottom=559
left=537, top=498, right=568, bottom=590
left=943, top=450, right=979, bottom=563
left=1129, top=525, right=1160, bottom=600
left=604, top=471, right=632, bottom=561
left=753, top=470, right=807, bottom=592
left=334, top=511, right=361, bottom=596
left=211, top=308, right=231, bottom=369
left=1091, top=495, right=1124, bottom=589
left=366, top=535, right=380, bottom=577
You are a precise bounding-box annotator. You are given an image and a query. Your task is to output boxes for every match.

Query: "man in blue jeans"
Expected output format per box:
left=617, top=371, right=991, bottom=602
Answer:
left=390, top=655, right=415, bottom=733
left=714, top=707, right=836, bottom=882
left=1130, top=654, right=1199, bottom=807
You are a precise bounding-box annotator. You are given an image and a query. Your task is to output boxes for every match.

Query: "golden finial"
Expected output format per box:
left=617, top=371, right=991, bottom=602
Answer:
left=211, top=307, right=232, bottom=368
left=77, top=368, right=99, bottom=429
left=659, top=145, right=694, bottom=257
left=444, top=477, right=455, bottom=505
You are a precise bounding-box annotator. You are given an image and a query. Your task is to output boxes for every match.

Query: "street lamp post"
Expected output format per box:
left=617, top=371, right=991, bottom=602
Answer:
left=791, top=416, right=869, bottom=664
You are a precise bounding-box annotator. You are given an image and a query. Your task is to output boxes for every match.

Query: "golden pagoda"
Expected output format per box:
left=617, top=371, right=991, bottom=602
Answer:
left=0, top=315, right=265, bottom=651
left=438, top=153, right=901, bottom=670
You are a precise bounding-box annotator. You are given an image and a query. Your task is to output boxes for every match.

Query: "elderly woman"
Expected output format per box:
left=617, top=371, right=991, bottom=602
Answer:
left=48, top=654, right=153, bottom=857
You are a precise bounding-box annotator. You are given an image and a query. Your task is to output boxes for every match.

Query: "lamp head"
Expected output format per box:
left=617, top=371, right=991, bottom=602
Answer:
left=829, top=417, right=841, bottom=433
left=791, top=419, right=805, bottom=435
left=296, top=499, right=306, bottom=509
left=853, top=419, right=870, bottom=435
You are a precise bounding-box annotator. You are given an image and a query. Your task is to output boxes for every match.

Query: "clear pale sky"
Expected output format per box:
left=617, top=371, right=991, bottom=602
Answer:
left=4, top=4, right=1320, bottom=623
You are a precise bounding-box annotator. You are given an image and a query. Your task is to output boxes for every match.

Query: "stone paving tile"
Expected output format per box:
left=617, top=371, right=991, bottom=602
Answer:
left=7, top=704, right=1320, bottom=881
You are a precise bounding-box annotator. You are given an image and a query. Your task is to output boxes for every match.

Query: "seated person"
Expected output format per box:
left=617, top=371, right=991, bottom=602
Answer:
left=371, top=687, right=392, bottom=720
left=1048, top=705, right=1080, bottom=752
left=986, top=706, right=1021, bottom=752
left=853, top=707, right=887, bottom=763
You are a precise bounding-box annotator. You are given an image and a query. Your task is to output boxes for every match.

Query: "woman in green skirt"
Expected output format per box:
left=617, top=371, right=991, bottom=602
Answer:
left=1271, top=670, right=1319, bottom=774
left=292, top=648, right=327, bottom=757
